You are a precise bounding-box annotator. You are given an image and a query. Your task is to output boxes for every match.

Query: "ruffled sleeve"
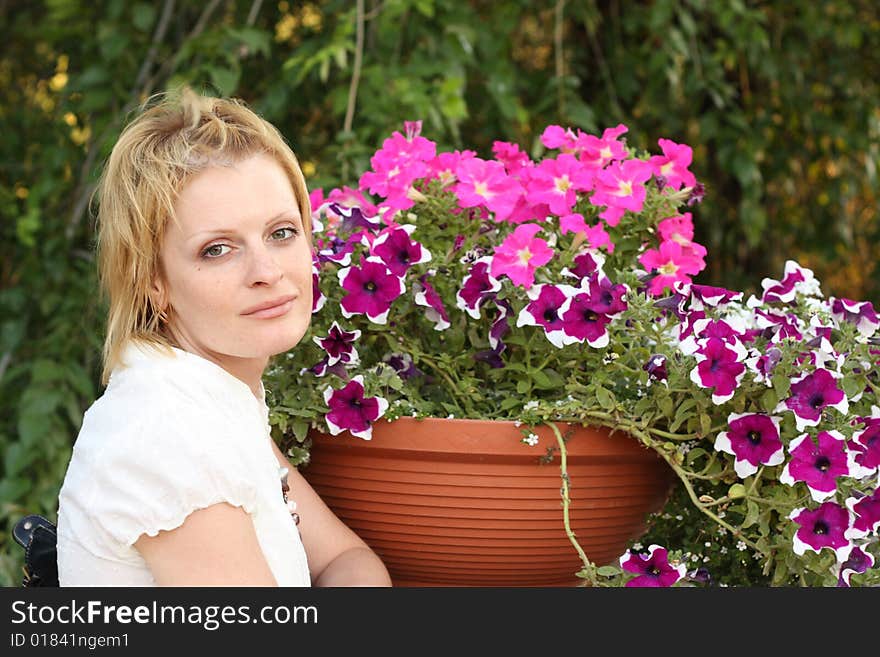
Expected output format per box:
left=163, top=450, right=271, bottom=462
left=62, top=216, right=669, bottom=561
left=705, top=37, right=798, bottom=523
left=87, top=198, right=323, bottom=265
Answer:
left=85, top=397, right=261, bottom=549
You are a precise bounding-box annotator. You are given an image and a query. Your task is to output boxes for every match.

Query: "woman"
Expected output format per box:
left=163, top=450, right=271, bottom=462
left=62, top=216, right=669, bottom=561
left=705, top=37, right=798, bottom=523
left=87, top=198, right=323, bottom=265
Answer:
left=56, top=88, right=392, bottom=587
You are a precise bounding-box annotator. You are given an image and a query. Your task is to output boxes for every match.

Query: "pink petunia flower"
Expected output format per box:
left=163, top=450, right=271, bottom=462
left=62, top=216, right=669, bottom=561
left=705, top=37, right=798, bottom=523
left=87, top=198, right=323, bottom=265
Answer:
left=638, top=240, right=706, bottom=296
left=453, top=157, right=523, bottom=222
left=648, top=138, right=697, bottom=190
left=526, top=154, right=594, bottom=216
left=589, top=158, right=653, bottom=226
left=490, top=224, right=554, bottom=288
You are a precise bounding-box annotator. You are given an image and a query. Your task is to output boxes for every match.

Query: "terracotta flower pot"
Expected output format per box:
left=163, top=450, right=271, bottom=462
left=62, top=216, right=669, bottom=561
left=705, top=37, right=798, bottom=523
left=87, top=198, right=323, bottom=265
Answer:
left=303, top=416, right=675, bottom=587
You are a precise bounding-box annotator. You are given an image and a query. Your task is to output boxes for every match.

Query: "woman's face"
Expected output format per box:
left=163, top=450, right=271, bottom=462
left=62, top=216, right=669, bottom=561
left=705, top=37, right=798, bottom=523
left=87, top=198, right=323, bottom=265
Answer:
left=153, top=152, right=313, bottom=379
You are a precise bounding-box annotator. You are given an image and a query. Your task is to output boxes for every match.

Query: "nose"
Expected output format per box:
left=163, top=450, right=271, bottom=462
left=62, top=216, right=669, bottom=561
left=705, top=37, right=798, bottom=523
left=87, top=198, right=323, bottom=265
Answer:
left=246, top=242, right=284, bottom=287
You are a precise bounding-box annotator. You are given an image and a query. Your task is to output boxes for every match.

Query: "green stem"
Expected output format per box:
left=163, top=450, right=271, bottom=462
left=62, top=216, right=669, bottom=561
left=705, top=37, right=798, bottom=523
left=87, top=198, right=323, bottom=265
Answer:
left=547, top=421, right=598, bottom=586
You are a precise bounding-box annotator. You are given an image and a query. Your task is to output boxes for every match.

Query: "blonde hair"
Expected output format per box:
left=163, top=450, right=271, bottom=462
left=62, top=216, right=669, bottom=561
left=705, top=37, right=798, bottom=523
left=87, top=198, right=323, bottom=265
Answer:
left=95, top=87, right=313, bottom=386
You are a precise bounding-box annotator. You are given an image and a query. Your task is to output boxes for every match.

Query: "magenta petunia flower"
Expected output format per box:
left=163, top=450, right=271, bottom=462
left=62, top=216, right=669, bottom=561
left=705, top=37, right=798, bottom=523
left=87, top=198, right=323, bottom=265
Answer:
left=777, top=368, right=849, bottom=432
left=456, top=257, right=502, bottom=319
left=850, top=413, right=880, bottom=478
left=779, top=431, right=852, bottom=502
left=338, top=256, right=406, bottom=325
left=559, top=291, right=612, bottom=348
left=789, top=502, right=851, bottom=559
left=413, top=273, right=450, bottom=331
left=371, top=224, right=432, bottom=277
left=582, top=274, right=628, bottom=317
left=490, top=223, right=554, bottom=288
left=312, top=261, right=326, bottom=314
left=323, top=375, right=389, bottom=440
left=619, top=544, right=686, bottom=587
left=314, top=321, right=361, bottom=367
left=648, top=138, right=697, bottom=190
left=831, top=297, right=880, bottom=338
left=516, top=284, right=578, bottom=348
left=844, top=489, right=880, bottom=540
left=643, top=354, right=668, bottom=383
left=561, top=250, right=605, bottom=283
left=689, top=337, right=747, bottom=404
left=714, top=413, right=784, bottom=479
left=836, top=544, right=875, bottom=587
left=488, top=298, right=514, bottom=352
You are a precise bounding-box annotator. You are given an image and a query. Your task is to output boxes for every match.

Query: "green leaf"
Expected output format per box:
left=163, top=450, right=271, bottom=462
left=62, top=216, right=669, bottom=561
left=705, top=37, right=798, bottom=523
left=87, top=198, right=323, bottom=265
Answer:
left=728, top=483, right=746, bottom=499
left=742, top=499, right=760, bottom=528
left=516, top=379, right=530, bottom=394
left=208, top=66, right=241, bottom=96
left=595, top=386, right=616, bottom=410
left=658, top=395, right=674, bottom=418
left=596, top=565, right=619, bottom=576
left=761, top=388, right=778, bottom=413
left=131, top=3, right=156, bottom=32
left=530, top=369, right=551, bottom=388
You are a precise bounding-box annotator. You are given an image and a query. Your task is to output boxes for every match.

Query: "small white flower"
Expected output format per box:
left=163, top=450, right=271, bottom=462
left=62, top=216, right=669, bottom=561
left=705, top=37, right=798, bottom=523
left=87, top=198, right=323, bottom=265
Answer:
left=736, top=540, right=747, bottom=551
left=523, top=433, right=539, bottom=446
left=631, top=542, right=643, bottom=551
left=523, top=400, right=539, bottom=411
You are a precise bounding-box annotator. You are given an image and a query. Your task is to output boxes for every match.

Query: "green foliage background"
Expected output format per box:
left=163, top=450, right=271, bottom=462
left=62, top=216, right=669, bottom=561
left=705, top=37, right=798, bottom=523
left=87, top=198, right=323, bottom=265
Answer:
left=1, top=0, right=878, bottom=586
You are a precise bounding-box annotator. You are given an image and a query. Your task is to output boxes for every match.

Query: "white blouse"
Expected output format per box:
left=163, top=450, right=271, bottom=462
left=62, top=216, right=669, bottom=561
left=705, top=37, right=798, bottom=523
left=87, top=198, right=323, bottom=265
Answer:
left=57, top=340, right=311, bottom=586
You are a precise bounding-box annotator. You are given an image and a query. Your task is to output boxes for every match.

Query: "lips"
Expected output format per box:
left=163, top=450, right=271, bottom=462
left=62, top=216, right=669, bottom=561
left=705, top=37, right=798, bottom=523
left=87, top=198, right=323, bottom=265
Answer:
left=241, top=294, right=297, bottom=316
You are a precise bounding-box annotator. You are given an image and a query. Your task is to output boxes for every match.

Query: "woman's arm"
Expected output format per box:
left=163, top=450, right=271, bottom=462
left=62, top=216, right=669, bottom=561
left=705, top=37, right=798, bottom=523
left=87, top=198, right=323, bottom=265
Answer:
left=135, top=502, right=278, bottom=586
left=268, top=440, right=392, bottom=587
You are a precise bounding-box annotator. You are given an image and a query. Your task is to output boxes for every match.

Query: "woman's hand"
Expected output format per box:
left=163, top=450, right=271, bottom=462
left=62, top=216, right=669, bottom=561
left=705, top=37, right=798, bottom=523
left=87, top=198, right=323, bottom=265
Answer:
left=269, top=440, right=392, bottom=587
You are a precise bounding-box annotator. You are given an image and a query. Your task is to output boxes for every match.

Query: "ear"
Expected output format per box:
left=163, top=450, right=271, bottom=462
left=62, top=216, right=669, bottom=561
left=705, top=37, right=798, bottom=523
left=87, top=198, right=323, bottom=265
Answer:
left=150, top=271, right=168, bottom=312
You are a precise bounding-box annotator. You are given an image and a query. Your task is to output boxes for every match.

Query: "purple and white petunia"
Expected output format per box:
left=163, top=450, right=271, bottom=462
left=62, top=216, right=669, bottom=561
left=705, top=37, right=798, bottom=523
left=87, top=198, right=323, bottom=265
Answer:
left=338, top=256, right=406, bottom=325
left=323, top=375, right=389, bottom=440
left=830, top=297, right=880, bottom=338
left=779, top=431, right=852, bottom=502
left=456, top=257, right=502, bottom=319
left=314, top=321, right=361, bottom=367
left=312, top=260, right=326, bottom=313
left=689, top=337, right=747, bottom=404
left=761, top=260, right=821, bottom=304
left=687, top=284, right=743, bottom=311
left=559, top=290, right=613, bottom=348
left=776, top=368, right=849, bottom=432
left=844, top=488, right=880, bottom=540
left=714, top=413, right=784, bottom=479
left=619, top=544, right=686, bottom=587
left=850, top=409, right=880, bottom=480
left=517, top=284, right=580, bottom=348
left=836, top=544, right=875, bottom=587
left=643, top=354, right=668, bottom=383
left=371, top=224, right=432, bottom=277
left=789, top=501, right=851, bottom=560
left=413, top=272, right=450, bottom=331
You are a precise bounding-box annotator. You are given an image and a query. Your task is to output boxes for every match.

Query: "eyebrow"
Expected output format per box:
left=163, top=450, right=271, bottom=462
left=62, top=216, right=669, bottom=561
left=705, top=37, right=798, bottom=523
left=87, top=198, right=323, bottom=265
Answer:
left=187, top=210, right=302, bottom=242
